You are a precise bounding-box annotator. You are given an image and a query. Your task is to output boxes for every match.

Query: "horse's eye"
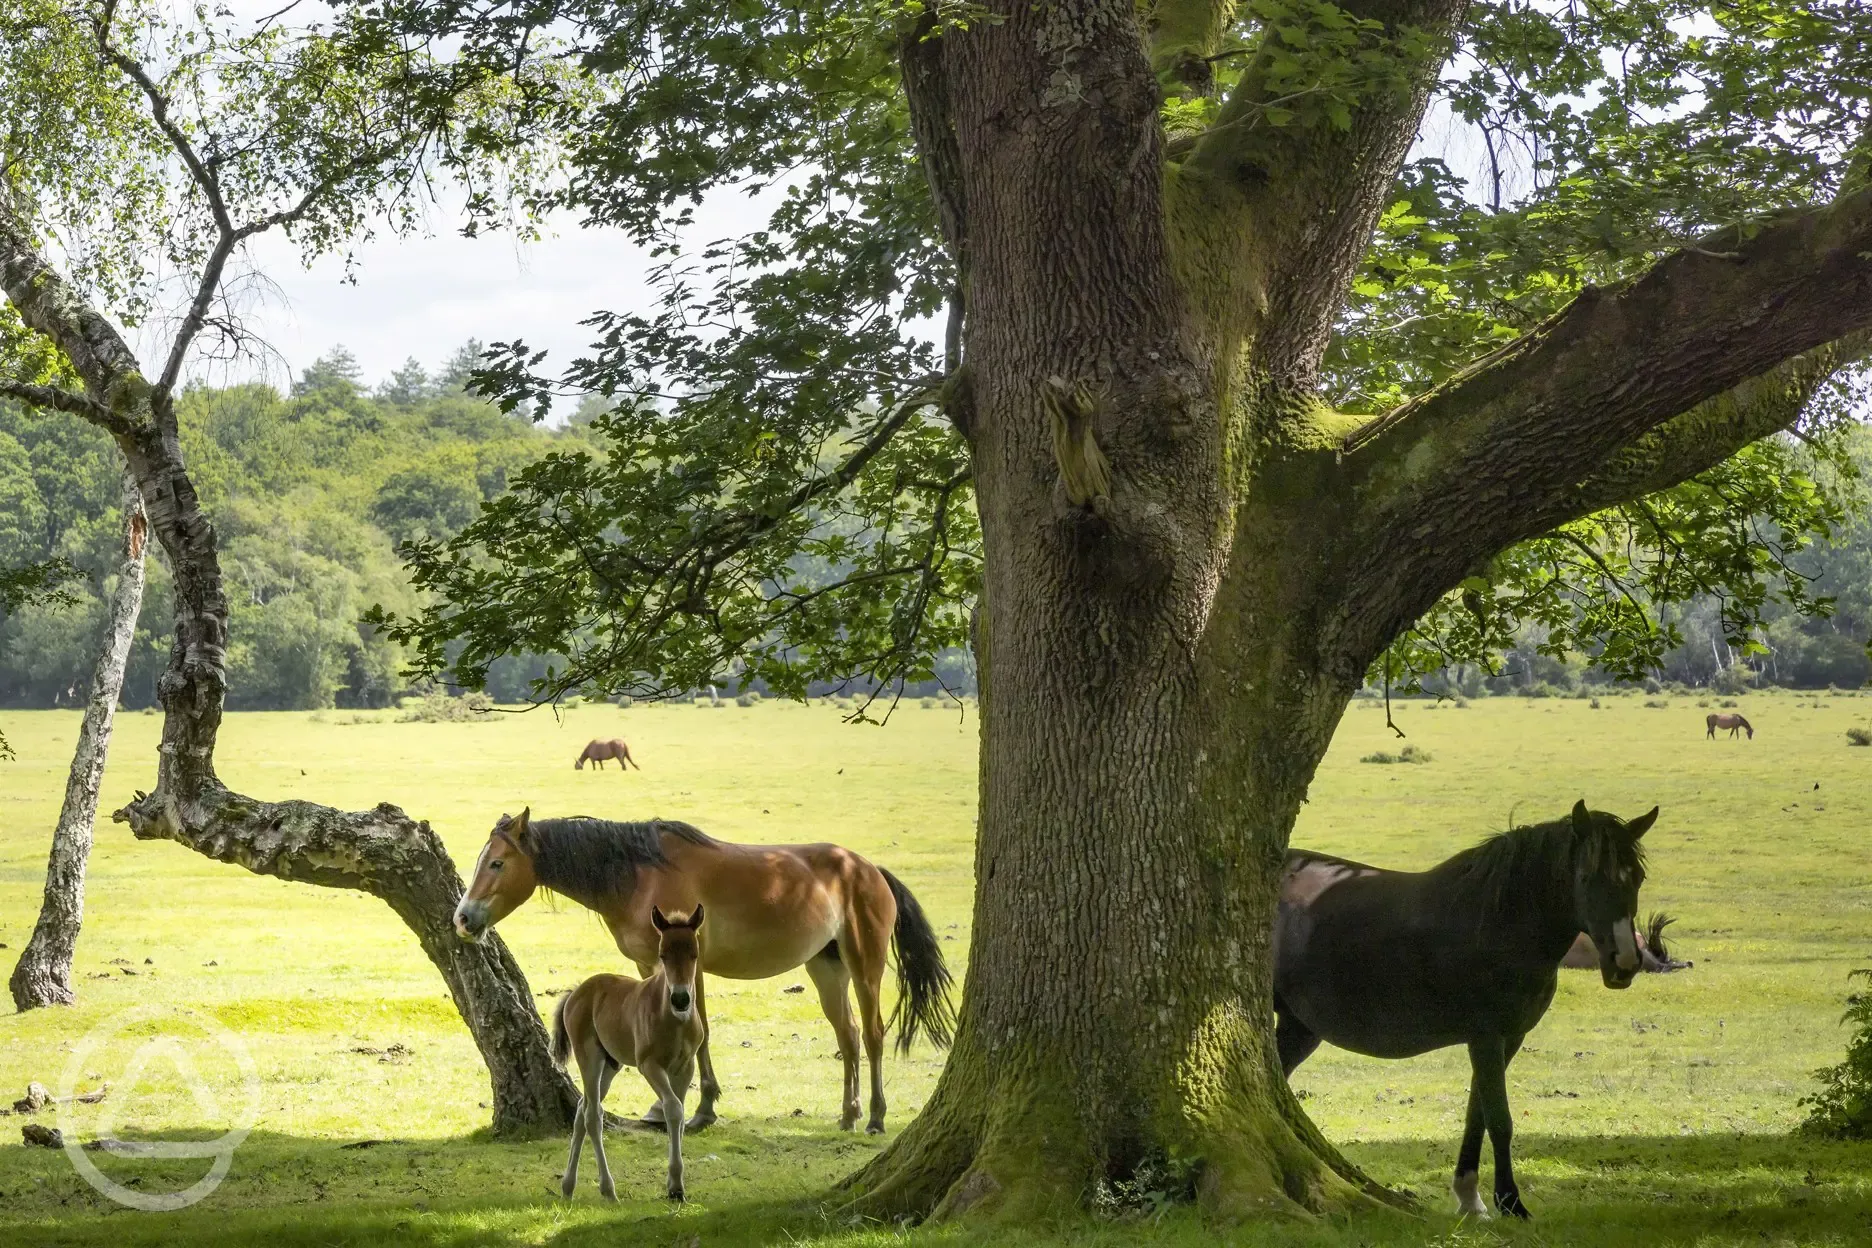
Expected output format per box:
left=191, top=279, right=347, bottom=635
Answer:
left=489, top=860, right=504, bottom=871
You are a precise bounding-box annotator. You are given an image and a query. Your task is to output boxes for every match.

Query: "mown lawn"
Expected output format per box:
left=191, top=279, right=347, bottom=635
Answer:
left=4, top=689, right=1872, bottom=1246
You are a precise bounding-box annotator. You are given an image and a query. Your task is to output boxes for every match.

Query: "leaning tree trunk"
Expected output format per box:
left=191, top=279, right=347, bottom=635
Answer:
left=0, top=189, right=577, bottom=1134
left=10, top=468, right=147, bottom=1010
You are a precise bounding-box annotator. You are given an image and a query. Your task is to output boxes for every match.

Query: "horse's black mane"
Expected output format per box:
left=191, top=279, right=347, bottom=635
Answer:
left=527, top=817, right=715, bottom=899
left=1434, top=813, right=1645, bottom=915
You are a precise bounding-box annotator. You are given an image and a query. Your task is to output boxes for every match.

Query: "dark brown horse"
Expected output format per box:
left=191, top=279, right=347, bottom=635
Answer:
left=454, top=810, right=953, bottom=1133
left=576, top=739, right=640, bottom=770
left=1706, top=713, right=1753, bottom=739
left=1275, top=801, right=1657, bottom=1220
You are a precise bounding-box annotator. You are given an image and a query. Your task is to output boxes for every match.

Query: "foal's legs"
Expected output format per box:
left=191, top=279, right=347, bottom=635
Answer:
left=806, top=949, right=863, bottom=1130
left=1459, top=1033, right=1528, bottom=1219
left=686, top=972, right=721, bottom=1130
left=641, top=1061, right=688, bottom=1200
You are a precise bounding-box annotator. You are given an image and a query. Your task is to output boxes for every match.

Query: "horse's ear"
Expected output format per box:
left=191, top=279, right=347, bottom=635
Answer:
left=1626, top=806, right=1659, bottom=840
left=689, top=903, right=704, bottom=930
left=511, top=806, right=534, bottom=849
left=1571, top=799, right=1592, bottom=837
left=652, top=906, right=670, bottom=931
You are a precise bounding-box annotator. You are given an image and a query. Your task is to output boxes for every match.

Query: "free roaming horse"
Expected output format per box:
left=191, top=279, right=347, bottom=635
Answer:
left=1706, top=713, right=1753, bottom=739
left=1275, top=800, right=1657, bottom=1220
left=577, top=739, right=640, bottom=770
left=454, top=809, right=954, bottom=1133
left=1562, top=911, right=1691, bottom=973
left=554, top=906, right=706, bottom=1202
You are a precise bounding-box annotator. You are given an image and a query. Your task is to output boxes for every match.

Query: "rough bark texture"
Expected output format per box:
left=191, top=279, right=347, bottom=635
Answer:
left=9, top=468, right=147, bottom=1011
left=841, top=0, right=1872, bottom=1224
left=0, top=187, right=575, bottom=1132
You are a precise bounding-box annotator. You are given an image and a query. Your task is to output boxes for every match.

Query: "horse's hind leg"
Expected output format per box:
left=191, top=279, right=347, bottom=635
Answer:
left=842, top=891, right=893, bottom=1133
left=1274, top=1007, right=1321, bottom=1077
left=806, top=948, right=863, bottom=1130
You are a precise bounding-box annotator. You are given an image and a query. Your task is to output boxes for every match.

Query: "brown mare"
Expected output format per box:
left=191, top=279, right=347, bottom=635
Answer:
left=1706, top=712, right=1753, bottom=739
left=554, top=906, right=706, bottom=1202
left=454, top=810, right=954, bottom=1133
left=576, top=739, right=639, bottom=770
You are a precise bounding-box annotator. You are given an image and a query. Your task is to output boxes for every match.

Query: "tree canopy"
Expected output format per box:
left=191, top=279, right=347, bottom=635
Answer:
left=364, top=0, right=1872, bottom=707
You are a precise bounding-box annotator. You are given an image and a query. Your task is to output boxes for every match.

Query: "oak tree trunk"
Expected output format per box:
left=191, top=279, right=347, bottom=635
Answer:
left=10, top=468, right=147, bottom=1011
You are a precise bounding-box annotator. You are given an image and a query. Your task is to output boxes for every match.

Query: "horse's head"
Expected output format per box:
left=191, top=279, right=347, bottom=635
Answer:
left=651, top=905, right=704, bottom=1020
left=454, top=809, right=541, bottom=941
left=1568, top=800, right=1656, bottom=989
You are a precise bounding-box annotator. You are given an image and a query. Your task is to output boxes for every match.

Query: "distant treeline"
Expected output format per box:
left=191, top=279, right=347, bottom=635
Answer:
left=5, top=351, right=1866, bottom=708
left=0, top=346, right=975, bottom=710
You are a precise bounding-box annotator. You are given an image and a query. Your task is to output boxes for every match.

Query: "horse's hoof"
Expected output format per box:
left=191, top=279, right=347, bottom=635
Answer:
left=838, top=1118, right=857, bottom=1132
left=560, top=1178, right=576, bottom=1199
left=668, top=1187, right=685, bottom=1202
left=684, top=1112, right=716, bottom=1132
left=600, top=1183, right=617, bottom=1202
left=1496, top=1190, right=1530, bottom=1220
left=865, top=1121, right=885, bottom=1136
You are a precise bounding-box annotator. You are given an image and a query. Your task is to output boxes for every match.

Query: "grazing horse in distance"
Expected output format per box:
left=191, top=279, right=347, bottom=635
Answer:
left=577, top=739, right=640, bottom=770
left=1275, top=800, right=1657, bottom=1220
left=1563, top=911, right=1691, bottom=973
left=554, top=906, right=707, bottom=1202
left=454, top=809, right=954, bottom=1134
left=1706, top=712, right=1753, bottom=739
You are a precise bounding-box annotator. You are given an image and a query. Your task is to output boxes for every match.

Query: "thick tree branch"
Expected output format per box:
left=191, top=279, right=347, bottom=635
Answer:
left=1183, top=1, right=1469, bottom=385
left=0, top=192, right=152, bottom=425
left=0, top=379, right=112, bottom=424
left=1147, top=0, right=1239, bottom=96
left=1327, top=187, right=1872, bottom=677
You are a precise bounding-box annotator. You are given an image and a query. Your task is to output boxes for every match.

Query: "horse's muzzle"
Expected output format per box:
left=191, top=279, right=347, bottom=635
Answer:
left=669, top=987, right=693, bottom=1016
left=454, top=899, right=490, bottom=942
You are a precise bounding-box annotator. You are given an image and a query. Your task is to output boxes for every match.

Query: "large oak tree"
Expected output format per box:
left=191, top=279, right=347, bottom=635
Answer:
left=370, top=0, right=1872, bottom=1221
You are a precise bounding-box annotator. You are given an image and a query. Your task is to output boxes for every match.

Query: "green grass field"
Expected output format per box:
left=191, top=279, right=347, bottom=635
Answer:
left=5, top=690, right=1872, bottom=1246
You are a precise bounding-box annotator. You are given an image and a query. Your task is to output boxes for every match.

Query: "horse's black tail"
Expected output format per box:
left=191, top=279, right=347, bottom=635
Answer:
left=1645, top=912, right=1677, bottom=960
left=551, top=993, right=572, bottom=1067
left=879, top=867, right=956, bottom=1055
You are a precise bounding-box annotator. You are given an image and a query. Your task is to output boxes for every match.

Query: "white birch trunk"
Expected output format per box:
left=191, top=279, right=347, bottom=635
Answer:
left=9, top=468, right=148, bottom=1010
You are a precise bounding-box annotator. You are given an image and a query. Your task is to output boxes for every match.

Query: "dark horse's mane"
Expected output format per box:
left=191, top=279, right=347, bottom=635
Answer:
left=527, top=817, right=716, bottom=899
left=1432, top=814, right=1646, bottom=917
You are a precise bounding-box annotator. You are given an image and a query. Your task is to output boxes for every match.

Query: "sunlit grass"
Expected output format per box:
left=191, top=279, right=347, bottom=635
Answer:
left=4, top=689, right=1872, bottom=1244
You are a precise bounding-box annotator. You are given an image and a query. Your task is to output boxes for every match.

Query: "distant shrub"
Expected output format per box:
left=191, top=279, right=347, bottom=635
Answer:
left=1720, top=699, right=1739, bottom=709
left=1452, top=696, right=1470, bottom=708
left=1697, top=700, right=1711, bottom=708
left=617, top=695, right=634, bottom=708
left=920, top=697, right=939, bottom=709
left=1522, top=683, right=1555, bottom=699
left=1710, top=666, right=1756, bottom=696
left=399, top=690, right=493, bottom=723
left=1801, top=969, right=1872, bottom=1139
left=1848, top=728, right=1872, bottom=747
left=736, top=692, right=758, bottom=707
left=1361, top=744, right=1431, bottom=765
left=1643, top=677, right=1663, bottom=695
left=1589, top=698, right=1602, bottom=709
left=1644, top=699, right=1669, bottom=709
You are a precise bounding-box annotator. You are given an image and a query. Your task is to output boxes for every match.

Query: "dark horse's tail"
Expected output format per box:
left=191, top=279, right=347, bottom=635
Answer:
left=879, top=867, right=957, bottom=1054
left=551, top=994, right=572, bottom=1067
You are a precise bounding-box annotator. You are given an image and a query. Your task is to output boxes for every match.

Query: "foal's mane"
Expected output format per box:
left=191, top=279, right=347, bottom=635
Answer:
left=527, top=817, right=716, bottom=899
left=1434, top=813, right=1646, bottom=916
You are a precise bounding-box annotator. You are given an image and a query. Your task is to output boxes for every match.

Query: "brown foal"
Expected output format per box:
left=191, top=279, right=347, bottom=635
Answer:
left=553, top=906, right=706, bottom=1201
left=575, top=738, right=640, bottom=770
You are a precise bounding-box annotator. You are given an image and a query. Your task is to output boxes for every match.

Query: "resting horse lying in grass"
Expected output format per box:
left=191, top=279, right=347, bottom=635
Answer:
left=554, top=906, right=705, bottom=1202
left=1563, top=911, right=1691, bottom=973
left=1275, top=800, right=1657, bottom=1220
left=454, top=808, right=954, bottom=1133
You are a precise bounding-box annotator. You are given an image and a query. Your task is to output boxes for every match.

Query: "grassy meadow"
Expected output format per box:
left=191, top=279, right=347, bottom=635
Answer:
left=4, top=689, right=1872, bottom=1246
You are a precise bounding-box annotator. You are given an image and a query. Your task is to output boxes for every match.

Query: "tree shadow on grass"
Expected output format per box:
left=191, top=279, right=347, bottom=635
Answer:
left=1343, top=1131, right=1872, bottom=1244
left=6, top=1129, right=1872, bottom=1248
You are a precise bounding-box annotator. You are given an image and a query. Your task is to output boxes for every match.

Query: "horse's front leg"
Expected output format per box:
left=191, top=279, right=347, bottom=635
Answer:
left=686, top=973, right=720, bottom=1130
left=1453, top=1083, right=1488, bottom=1217
left=1468, top=1033, right=1529, bottom=1219
left=641, top=1062, right=687, bottom=1201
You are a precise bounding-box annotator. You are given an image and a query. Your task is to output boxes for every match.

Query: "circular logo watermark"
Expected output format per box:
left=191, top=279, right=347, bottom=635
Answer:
left=56, top=1003, right=261, bottom=1211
